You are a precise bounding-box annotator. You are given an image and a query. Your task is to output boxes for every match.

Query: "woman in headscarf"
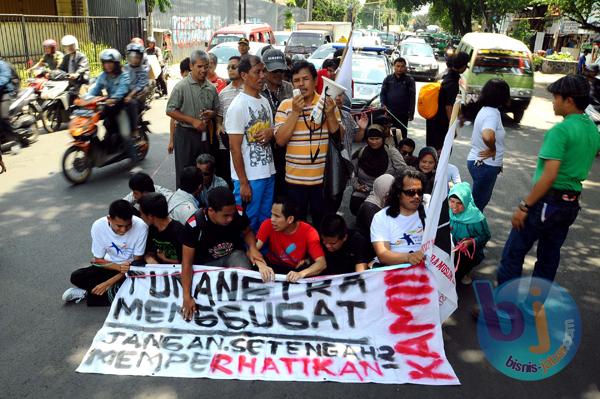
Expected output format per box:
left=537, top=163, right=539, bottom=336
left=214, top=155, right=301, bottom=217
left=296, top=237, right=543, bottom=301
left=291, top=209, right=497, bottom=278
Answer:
left=356, top=174, right=395, bottom=238
left=350, top=125, right=406, bottom=215
left=416, top=146, right=438, bottom=195
left=448, top=182, right=491, bottom=285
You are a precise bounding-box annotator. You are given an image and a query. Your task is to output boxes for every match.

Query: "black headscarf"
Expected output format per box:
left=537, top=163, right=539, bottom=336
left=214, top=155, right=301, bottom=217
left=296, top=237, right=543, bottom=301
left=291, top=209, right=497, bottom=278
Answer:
left=417, top=146, right=439, bottom=194
left=358, top=125, right=389, bottom=177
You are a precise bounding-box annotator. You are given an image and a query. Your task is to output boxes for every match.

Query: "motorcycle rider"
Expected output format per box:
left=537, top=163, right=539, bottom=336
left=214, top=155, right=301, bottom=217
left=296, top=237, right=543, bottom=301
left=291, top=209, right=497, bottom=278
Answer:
left=28, top=39, right=64, bottom=72
left=0, top=57, right=20, bottom=146
left=145, top=36, right=168, bottom=97
left=123, top=43, right=149, bottom=140
left=58, top=35, right=89, bottom=105
left=85, top=49, right=138, bottom=162
left=584, top=64, right=600, bottom=109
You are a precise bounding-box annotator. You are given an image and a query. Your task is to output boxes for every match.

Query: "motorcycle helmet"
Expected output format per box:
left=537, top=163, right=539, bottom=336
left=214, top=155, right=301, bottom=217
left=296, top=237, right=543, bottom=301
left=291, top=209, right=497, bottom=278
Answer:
left=99, top=48, right=122, bottom=63
left=43, top=39, right=57, bottom=49
left=61, top=35, right=79, bottom=51
left=131, top=37, right=144, bottom=47
left=126, top=43, right=144, bottom=55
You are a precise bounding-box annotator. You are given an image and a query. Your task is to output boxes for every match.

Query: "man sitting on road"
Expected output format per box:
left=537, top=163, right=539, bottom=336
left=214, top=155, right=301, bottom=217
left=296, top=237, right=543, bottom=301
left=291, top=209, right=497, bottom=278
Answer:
left=255, top=197, right=326, bottom=283
left=123, top=172, right=173, bottom=211
left=196, top=153, right=228, bottom=207
left=139, top=193, right=185, bottom=264
left=320, top=214, right=374, bottom=274
left=180, top=186, right=265, bottom=320
left=167, top=166, right=202, bottom=224
left=370, top=169, right=427, bottom=267
left=62, top=200, right=148, bottom=305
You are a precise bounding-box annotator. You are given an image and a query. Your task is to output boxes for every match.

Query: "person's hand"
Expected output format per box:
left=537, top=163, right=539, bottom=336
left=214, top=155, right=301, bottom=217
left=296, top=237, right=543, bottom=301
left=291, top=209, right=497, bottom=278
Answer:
left=119, top=262, right=131, bottom=273
left=254, top=127, right=274, bottom=145
left=256, top=261, right=275, bottom=283
left=286, top=270, right=304, bottom=283
left=0, top=159, right=6, bottom=174
left=192, top=118, right=206, bottom=132
left=167, top=140, right=174, bottom=154
left=201, top=110, right=216, bottom=120
left=407, top=251, right=424, bottom=265
left=359, top=184, right=369, bottom=193
left=91, top=281, right=110, bottom=296
left=357, top=113, right=368, bottom=130
left=68, top=73, right=78, bottom=80
left=511, top=208, right=528, bottom=231
left=479, top=148, right=496, bottom=160
left=324, top=96, right=336, bottom=116
left=124, top=95, right=132, bottom=104
left=105, top=98, right=117, bottom=106
left=240, top=181, right=252, bottom=203
left=182, top=296, right=197, bottom=321
left=146, top=256, right=160, bottom=264
left=156, top=250, right=170, bottom=263
left=291, top=93, right=305, bottom=115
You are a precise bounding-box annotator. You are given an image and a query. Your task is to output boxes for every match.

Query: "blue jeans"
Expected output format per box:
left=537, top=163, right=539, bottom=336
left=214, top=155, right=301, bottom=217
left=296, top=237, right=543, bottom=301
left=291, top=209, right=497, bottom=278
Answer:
left=467, top=160, right=501, bottom=211
left=233, top=176, right=275, bottom=232
left=496, top=195, right=580, bottom=286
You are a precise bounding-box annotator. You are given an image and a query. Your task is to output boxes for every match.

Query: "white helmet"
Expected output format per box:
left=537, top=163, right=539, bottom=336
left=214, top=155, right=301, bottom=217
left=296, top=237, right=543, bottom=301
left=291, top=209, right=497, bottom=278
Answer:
left=61, top=35, right=79, bottom=50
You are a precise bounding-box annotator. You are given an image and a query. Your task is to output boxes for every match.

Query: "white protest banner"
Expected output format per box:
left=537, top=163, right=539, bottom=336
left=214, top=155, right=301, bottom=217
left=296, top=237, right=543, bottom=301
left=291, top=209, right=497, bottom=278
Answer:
left=77, top=265, right=459, bottom=385
left=422, top=119, right=459, bottom=322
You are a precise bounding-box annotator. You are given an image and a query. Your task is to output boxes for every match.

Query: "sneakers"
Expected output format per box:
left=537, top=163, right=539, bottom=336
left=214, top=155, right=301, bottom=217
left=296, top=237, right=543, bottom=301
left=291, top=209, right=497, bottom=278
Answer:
left=461, top=274, right=473, bottom=285
left=62, top=287, right=87, bottom=303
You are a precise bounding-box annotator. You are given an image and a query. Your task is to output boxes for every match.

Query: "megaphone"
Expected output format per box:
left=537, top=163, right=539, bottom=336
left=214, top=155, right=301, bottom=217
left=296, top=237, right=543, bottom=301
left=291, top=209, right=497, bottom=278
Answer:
left=309, top=77, right=347, bottom=124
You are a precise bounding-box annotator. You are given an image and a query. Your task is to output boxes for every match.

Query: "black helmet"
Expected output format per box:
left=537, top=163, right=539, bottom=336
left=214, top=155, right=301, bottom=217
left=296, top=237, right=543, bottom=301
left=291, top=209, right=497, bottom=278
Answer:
left=547, top=74, right=590, bottom=97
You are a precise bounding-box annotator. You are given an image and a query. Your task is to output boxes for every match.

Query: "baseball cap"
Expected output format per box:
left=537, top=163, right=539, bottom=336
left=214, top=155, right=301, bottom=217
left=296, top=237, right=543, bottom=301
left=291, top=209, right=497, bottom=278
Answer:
left=238, top=38, right=249, bottom=45
left=262, top=48, right=287, bottom=72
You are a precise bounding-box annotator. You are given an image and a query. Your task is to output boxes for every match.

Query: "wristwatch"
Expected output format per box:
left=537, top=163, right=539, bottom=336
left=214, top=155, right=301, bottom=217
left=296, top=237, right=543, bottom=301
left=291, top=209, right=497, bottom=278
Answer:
left=518, top=200, right=530, bottom=212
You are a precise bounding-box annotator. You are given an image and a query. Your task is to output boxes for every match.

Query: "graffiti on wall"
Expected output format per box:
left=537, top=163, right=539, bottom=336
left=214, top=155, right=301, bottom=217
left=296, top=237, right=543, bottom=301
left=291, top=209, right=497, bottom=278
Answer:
left=171, top=15, right=224, bottom=48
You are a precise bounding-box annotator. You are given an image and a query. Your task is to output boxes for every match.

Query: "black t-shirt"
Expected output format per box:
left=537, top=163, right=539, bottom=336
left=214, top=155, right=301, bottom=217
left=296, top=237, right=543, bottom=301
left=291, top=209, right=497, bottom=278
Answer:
left=325, top=230, right=374, bottom=275
left=356, top=202, right=381, bottom=238
left=435, top=70, right=460, bottom=123
left=146, top=220, right=185, bottom=262
left=182, top=208, right=250, bottom=264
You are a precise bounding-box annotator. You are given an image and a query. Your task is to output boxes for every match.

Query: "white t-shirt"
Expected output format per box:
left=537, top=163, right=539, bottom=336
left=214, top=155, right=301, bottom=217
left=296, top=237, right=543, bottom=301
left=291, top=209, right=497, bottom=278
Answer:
left=370, top=207, right=424, bottom=254
left=468, top=106, right=506, bottom=167
left=447, top=163, right=462, bottom=185
left=225, top=92, right=276, bottom=181
left=91, top=216, right=148, bottom=263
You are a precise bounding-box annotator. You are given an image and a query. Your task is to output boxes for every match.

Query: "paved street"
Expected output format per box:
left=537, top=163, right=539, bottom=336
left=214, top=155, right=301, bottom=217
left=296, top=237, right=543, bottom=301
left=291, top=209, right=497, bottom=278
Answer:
left=0, top=70, right=599, bottom=399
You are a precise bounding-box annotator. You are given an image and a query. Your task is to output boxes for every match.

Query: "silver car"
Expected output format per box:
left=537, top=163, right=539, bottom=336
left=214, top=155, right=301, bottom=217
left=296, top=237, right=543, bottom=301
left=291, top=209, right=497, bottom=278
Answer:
left=399, top=38, right=439, bottom=81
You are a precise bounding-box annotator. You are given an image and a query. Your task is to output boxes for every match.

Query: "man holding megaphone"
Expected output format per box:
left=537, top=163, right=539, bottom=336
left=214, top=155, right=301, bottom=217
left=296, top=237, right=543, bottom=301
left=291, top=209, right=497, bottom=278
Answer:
left=274, top=60, right=343, bottom=229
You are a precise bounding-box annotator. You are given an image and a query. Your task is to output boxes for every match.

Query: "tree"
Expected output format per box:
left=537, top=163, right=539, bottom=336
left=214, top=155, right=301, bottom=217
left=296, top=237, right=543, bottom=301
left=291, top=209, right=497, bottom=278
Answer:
left=312, top=0, right=362, bottom=22
left=135, top=0, right=172, bottom=37
left=538, top=0, right=600, bottom=33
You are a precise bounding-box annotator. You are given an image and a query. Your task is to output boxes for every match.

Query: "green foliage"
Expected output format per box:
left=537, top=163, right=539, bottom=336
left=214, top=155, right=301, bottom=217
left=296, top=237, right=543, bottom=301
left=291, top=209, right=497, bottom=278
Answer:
left=545, top=52, right=575, bottom=61
left=284, top=9, right=295, bottom=30
left=134, top=0, right=172, bottom=13
left=536, top=0, right=600, bottom=33
left=532, top=53, right=543, bottom=70
left=509, top=20, right=533, bottom=44
left=313, top=0, right=362, bottom=22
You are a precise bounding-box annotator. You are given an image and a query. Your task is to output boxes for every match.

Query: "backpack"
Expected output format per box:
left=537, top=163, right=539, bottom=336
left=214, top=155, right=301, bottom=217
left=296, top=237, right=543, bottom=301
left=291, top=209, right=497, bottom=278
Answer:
left=417, top=82, right=441, bottom=120
left=0, top=61, right=20, bottom=94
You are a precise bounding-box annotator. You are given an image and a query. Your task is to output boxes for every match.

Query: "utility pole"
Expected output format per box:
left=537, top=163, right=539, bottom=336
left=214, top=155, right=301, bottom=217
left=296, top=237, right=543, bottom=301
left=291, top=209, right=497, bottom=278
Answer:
left=306, top=0, right=313, bottom=21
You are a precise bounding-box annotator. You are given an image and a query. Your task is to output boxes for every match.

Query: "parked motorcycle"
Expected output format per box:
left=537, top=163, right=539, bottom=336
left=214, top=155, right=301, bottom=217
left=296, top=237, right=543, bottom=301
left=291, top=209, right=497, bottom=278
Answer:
left=61, top=97, right=150, bottom=184
left=39, top=70, right=71, bottom=132
left=0, top=84, right=40, bottom=153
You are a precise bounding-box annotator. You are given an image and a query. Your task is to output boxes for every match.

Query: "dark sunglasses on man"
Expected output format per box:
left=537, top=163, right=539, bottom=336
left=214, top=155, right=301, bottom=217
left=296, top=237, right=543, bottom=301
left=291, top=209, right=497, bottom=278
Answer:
left=402, top=189, right=423, bottom=197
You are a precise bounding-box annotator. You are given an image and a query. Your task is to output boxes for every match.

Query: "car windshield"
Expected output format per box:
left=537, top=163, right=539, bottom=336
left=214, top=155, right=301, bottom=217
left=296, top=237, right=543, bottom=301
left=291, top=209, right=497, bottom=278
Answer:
left=275, top=33, right=290, bottom=44
left=210, top=34, right=242, bottom=47
left=377, top=33, right=395, bottom=45
left=309, top=46, right=335, bottom=59
left=287, top=33, right=323, bottom=48
left=402, top=43, right=434, bottom=57
left=210, top=46, right=240, bottom=63
left=473, top=53, right=533, bottom=75
left=352, top=56, right=388, bottom=83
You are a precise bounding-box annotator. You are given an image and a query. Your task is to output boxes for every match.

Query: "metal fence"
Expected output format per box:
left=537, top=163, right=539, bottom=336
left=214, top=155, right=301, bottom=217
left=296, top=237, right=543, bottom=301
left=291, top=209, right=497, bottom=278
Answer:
left=0, top=14, right=145, bottom=81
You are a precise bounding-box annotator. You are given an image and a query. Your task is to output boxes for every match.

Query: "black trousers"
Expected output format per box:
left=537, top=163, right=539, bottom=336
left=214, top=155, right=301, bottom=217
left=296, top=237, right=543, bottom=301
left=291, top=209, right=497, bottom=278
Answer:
left=391, top=114, right=409, bottom=140
left=286, top=183, right=335, bottom=231
left=174, top=125, right=211, bottom=188
left=70, top=266, right=120, bottom=306
left=0, top=93, right=18, bottom=143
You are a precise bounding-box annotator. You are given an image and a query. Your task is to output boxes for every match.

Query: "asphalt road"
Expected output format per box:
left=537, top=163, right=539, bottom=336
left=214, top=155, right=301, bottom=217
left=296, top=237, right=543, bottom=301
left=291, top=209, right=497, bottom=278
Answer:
left=0, top=71, right=599, bottom=399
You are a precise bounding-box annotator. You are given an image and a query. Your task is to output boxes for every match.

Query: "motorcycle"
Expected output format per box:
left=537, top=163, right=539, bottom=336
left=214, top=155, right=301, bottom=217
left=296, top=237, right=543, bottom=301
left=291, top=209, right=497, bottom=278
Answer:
left=61, top=97, right=150, bottom=184
left=0, top=84, right=40, bottom=153
left=40, top=70, right=71, bottom=132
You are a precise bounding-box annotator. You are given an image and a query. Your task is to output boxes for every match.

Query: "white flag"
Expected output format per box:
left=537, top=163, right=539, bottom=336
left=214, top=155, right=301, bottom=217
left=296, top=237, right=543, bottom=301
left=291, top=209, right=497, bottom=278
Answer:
left=335, top=41, right=353, bottom=99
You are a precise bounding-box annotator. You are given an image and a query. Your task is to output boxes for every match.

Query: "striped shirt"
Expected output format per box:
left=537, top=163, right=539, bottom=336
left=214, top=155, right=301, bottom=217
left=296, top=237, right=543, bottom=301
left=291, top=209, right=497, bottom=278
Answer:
left=275, top=95, right=341, bottom=186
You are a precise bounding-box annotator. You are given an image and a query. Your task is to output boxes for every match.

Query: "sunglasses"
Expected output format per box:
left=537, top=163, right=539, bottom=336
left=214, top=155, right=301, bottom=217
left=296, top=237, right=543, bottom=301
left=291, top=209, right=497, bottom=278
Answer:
left=227, top=65, right=238, bottom=70
left=402, top=189, right=423, bottom=197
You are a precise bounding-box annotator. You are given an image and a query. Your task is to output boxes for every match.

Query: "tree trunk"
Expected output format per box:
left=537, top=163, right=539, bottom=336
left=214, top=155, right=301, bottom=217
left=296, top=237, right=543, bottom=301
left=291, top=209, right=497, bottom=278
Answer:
left=145, top=0, right=154, bottom=37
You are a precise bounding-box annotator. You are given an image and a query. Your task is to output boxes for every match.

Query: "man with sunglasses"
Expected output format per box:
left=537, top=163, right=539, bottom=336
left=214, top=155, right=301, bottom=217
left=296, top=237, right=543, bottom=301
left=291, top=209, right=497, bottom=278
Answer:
left=216, top=56, right=243, bottom=186
left=371, top=169, right=427, bottom=267
left=262, top=49, right=294, bottom=196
